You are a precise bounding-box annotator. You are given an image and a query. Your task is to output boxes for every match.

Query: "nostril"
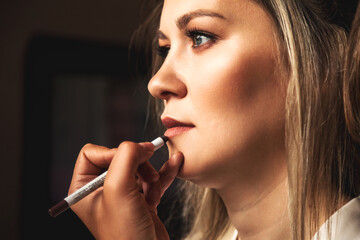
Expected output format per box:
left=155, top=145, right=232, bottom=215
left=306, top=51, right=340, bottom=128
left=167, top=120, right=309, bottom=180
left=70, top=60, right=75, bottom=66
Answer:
left=160, top=91, right=176, bottom=99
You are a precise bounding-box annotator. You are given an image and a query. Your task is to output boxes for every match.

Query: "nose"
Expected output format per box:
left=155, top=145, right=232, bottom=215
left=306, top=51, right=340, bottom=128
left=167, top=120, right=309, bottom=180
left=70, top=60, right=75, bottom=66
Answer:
left=148, top=59, right=187, bottom=101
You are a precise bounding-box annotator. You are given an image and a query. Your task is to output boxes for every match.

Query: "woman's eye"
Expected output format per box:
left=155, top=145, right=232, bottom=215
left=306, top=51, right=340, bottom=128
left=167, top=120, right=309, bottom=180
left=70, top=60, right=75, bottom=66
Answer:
left=186, top=29, right=217, bottom=48
left=193, top=35, right=211, bottom=47
left=156, top=30, right=217, bottom=58
left=156, top=46, right=170, bottom=58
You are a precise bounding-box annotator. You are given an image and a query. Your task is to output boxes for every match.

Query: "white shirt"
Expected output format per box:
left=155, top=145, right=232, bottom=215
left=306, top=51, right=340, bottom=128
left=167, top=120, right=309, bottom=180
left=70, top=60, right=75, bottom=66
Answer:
left=229, top=196, right=360, bottom=240
left=312, top=196, right=360, bottom=240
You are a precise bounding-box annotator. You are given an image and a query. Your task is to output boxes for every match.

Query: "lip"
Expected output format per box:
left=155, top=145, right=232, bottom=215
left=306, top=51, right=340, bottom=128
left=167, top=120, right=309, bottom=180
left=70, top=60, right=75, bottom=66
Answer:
left=162, top=117, right=195, bottom=138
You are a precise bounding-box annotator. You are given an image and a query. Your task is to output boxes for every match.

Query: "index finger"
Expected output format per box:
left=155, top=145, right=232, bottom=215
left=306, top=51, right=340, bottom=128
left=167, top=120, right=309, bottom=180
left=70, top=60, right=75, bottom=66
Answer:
left=69, top=144, right=117, bottom=194
left=73, top=143, right=117, bottom=176
left=104, top=141, right=154, bottom=195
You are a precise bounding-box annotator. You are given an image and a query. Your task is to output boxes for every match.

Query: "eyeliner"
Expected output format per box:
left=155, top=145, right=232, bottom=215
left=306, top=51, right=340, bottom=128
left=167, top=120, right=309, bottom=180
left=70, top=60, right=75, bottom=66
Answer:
left=48, top=136, right=169, bottom=217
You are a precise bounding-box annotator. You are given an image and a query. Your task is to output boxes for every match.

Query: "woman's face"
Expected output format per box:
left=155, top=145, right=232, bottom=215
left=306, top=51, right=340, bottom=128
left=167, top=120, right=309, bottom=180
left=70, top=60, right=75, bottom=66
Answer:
left=148, top=0, right=287, bottom=188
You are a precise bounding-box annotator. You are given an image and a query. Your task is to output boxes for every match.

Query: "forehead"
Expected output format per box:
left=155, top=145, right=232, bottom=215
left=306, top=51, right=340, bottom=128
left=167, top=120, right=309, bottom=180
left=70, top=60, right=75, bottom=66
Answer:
left=160, top=0, right=253, bottom=27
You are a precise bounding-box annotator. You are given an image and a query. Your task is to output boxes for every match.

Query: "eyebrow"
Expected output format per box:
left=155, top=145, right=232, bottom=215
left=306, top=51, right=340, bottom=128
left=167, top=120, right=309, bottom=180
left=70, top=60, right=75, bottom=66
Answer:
left=157, top=9, right=226, bottom=40
left=176, top=9, right=226, bottom=29
left=157, top=31, right=168, bottom=40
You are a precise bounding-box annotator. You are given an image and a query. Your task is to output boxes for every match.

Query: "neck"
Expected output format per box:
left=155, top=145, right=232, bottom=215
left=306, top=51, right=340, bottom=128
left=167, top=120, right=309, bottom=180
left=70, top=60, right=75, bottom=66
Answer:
left=217, top=167, right=290, bottom=240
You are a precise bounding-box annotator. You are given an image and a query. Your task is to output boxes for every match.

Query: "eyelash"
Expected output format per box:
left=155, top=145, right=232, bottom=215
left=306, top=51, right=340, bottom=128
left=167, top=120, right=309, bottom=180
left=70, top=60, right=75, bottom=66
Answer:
left=156, top=28, right=218, bottom=58
left=185, top=28, right=218, bottom=48
left=156, top=45, right=170, bottom=58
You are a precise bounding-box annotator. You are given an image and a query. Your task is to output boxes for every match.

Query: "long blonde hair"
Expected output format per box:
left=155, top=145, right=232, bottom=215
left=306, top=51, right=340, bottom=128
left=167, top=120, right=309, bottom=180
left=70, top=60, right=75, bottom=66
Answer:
left=262, top=1, right=360, bottom=239
left=132, top=0, right=360, bottom=239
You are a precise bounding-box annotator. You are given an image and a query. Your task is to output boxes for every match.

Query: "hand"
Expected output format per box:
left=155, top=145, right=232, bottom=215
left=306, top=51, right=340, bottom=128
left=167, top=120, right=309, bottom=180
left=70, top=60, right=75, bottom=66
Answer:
left=68, top=141, right=184, bottom=240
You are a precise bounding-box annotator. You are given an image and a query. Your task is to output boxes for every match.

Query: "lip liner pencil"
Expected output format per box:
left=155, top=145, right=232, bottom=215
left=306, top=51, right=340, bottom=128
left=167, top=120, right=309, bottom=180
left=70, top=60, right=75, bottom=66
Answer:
left=48, top=136, right=169, bottom=217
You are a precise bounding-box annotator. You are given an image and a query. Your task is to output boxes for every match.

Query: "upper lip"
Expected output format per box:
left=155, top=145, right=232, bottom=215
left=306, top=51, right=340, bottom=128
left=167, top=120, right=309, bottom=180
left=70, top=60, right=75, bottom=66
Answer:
left=161, top=117, right=195, bottom=129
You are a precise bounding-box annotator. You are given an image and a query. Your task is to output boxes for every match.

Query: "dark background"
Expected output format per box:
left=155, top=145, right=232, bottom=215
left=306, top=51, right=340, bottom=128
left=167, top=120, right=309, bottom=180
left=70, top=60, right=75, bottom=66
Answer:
left=0, top=1, right=184, bottom=239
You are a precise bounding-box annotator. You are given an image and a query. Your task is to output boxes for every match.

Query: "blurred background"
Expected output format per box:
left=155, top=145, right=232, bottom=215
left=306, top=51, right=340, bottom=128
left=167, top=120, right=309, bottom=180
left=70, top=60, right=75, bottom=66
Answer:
left=0, top=0, right=184, bottom=239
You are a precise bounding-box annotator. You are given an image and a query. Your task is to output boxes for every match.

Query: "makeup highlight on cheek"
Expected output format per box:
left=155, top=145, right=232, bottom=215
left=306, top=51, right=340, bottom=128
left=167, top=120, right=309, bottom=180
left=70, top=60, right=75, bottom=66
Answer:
left=185, top=41, right=280, bottom=135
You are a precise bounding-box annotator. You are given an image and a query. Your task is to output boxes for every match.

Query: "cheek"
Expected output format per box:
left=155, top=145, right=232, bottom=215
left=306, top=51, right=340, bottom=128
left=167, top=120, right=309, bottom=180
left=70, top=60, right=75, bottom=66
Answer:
left=174, top=37, right=286, bottom=184
left=190, top=41, right=280, bottom=120
left=184, top=40, right=285, bottom=168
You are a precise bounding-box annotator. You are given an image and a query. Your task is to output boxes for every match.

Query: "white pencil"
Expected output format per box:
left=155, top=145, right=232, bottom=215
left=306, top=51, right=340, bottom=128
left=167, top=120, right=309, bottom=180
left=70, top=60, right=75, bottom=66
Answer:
left=48, top=136, right=169, bottom=217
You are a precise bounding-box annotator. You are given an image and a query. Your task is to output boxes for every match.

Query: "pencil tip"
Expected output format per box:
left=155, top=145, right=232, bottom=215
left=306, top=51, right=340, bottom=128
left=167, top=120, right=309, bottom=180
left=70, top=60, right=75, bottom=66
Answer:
left=161, top=135, right=169, bottom=143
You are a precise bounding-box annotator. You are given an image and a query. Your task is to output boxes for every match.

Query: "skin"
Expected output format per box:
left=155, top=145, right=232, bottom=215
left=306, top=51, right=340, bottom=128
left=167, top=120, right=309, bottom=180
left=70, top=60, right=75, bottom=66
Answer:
left=69, top=0, right=290, bottom=239
left=151, top=0, right=287, bottom=188
left=69, top=142, right=184, bottom=239
left=149, top=0, right=290, bottom=239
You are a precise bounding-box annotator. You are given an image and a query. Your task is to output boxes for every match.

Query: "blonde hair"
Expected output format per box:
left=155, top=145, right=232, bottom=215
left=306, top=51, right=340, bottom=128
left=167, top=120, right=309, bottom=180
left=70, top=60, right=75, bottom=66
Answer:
left=132, top=0, right=360, bottom=239
left=264, top=1, right=359, bottom=239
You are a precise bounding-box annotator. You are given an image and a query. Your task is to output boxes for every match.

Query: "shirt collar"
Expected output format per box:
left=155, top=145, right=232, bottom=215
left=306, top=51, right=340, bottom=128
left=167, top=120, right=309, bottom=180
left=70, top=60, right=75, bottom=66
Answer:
left=312, top=196, right=360, bottom=240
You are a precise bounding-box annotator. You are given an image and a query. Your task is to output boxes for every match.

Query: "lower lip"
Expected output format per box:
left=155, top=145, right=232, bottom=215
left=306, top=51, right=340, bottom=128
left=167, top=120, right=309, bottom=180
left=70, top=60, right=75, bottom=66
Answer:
left=164, top=126, right=194, bottom=138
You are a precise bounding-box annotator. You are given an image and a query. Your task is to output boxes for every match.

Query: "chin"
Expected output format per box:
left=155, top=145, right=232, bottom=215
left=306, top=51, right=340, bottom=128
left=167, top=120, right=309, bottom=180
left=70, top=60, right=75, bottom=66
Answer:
left=173, top=154, right=217, bottom=188
left=166, top=136, right=226, bottom=187
left=171, top=151, right=199, bottom=181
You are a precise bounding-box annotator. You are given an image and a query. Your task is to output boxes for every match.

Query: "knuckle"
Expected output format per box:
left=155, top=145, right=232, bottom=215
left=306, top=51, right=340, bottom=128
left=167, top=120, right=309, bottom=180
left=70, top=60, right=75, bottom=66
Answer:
left=118, top=141, right=138, bottom=151
left=78, top=143, right=98, bottom=161
left=81, top=143, right=95, bottom=152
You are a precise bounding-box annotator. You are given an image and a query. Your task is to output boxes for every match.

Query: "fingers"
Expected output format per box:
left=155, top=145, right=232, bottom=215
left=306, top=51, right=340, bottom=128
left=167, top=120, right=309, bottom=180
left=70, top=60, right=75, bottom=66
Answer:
left=69, top=144, right=117, bottom=194
left=68, top=141, right=175, bottom=240
left=158, top=152, right=184, bottom=196
left=104, top=141, right=154, bottom=195
left=151, top=210, right=170, bottom=240
left=138, top=161, right=160, bottom=183
left=75, top=144, right=117, bottom=175
left=71, top=140, right=183, bottom=213
left=143, top=181, right=161, bottom=207
left=143, top=152, right=184, bottom=207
